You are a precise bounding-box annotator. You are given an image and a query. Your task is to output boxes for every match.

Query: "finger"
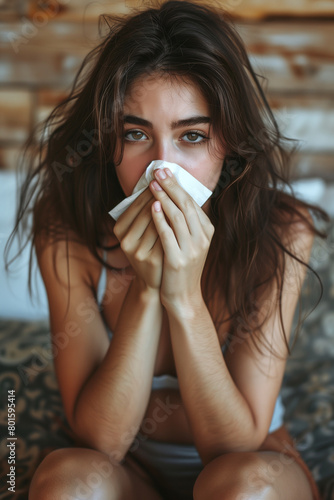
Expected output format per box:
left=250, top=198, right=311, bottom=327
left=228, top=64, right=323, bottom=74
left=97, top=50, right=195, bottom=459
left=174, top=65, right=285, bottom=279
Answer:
left=150, top=171, right=203, bottom=240
left=151, top=201, right=180, bottom=255
left=150, top=179, right=199, bottom=251
left=114, top=187, right=154, bottom=240
left=151, top=186, right=191, bottom=251
left=135, top=218, right=160, bottom=255
left=191, top=200, right=216, bottom=241
left=150, top=235, right=164, bottom=262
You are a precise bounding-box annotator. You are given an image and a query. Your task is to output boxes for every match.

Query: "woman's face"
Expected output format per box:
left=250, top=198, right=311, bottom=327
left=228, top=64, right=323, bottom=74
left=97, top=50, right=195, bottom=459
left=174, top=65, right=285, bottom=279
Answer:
left=115, top=74, right=225, bottom=214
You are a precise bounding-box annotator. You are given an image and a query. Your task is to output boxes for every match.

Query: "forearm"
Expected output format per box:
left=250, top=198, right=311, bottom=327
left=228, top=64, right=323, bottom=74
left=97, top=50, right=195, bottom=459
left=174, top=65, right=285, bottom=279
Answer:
left=74, top=278, right=163, bottom=459
left=166, top=296, right=259, bottom=464
left=139, top=388, right=194, bottom=444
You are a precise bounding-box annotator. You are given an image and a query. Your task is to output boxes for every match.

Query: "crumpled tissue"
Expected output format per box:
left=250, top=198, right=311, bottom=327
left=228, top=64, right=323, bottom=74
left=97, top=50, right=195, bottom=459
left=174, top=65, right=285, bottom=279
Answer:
left=109, top=160, right=212, bottom=220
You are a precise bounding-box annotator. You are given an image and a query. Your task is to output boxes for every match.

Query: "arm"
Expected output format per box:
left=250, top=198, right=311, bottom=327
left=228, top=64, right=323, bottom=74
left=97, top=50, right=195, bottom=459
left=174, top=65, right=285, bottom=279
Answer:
left=36, top=188, right=165, bottom=462
left=166, top=297, right=257, bottom=459
left=149, top=169, right=314, bottom=465
left=73, top=277, right=163, bottom=459
left=164, top=218, right=314, bottom=465
left=37, top=238, right=163, bottom=462
left=165, top=296, right=263, bottom=461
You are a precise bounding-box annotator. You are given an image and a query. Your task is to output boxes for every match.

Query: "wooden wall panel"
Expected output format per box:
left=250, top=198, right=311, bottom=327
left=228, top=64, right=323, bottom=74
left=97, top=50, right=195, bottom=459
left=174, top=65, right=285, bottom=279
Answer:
left=291, top=153, right=334, bottom=180
left=0, top=1, right=333, bottom=177
left=0, top=0, right=131, bottom=22
left=28, top=0, right=132, bottom=22
left=0, top=22, right=94, bottom=87
left=269, top=96, right=334, bottom=153
left=36, top=89, right=69, bottom=117
left=2, top=0, right=333, bottom=22
left=0, top=90, right=32, bottom=144
left=0, top=0, right=28, bottom=19
left=225, top=0, right=334, bottom=20
left=0, top=147, right=24, bottom=171
left=94, top=0, right=334, bottom=20
left=1, top=21, right=333, bottom=92
left=239, top=23, right=334, bottom=93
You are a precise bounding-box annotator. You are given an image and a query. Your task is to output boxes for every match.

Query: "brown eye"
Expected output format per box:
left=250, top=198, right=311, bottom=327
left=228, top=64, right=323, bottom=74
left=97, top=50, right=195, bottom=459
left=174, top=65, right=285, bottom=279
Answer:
left=182, top=131, right=208, bottom=144
left=187, top=133, right=200, bottom=141
left=125, top=130, right=148, bottom=141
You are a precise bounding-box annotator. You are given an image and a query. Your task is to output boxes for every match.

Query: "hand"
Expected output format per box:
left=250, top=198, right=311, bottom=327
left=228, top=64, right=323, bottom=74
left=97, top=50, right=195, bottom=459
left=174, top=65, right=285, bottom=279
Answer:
left=149, top=168, right=215, bottom=309
left=113, top=187, right=164, bottom=291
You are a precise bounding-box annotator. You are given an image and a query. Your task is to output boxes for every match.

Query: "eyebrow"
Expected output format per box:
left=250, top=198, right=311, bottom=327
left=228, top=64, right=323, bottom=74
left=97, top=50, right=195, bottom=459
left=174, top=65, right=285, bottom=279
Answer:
left=123, top=115, right=211, bottom=129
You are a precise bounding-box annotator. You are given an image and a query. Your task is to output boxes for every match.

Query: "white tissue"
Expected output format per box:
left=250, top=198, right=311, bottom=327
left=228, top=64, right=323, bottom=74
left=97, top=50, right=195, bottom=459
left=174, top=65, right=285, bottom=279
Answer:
left=109, top=160, right=213, bottom=220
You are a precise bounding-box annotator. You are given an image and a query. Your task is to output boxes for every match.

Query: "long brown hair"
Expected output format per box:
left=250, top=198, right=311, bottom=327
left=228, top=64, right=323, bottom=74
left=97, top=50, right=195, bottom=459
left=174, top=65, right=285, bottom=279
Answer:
left=5, top=0, right=328, bottom=354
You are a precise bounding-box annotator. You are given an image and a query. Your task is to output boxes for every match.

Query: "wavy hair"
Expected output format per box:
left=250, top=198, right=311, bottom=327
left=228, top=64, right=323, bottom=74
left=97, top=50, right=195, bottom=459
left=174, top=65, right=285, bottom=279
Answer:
left=5, top=0, right=328, bottom=355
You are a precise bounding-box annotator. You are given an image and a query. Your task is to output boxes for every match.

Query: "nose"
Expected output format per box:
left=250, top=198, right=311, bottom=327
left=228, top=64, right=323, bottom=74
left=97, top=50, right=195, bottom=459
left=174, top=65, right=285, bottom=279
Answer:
left=151, top=138, right=181, bottom=165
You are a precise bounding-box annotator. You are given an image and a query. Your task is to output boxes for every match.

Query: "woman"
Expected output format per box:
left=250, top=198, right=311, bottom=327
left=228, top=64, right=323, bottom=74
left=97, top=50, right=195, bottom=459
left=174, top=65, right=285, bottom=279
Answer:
left=7, top=1, right=328, bottom=499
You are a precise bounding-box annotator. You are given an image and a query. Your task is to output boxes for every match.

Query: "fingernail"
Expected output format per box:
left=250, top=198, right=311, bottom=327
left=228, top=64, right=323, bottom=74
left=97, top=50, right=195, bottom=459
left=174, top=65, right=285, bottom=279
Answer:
left=153, top=201, right=161, bottom=212
left=155, top=169, right=167, bottom=180
left=152, top=180, right=162, bottom=191
left=165, top=168, right=173, bottom=178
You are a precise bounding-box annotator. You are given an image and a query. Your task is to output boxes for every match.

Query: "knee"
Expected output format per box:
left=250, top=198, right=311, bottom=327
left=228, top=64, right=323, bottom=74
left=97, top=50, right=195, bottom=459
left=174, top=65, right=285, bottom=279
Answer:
left=29, top=448, right=115, bottom=500
left=193, top=452, right=279, bottom=500
left=29, top=449, right=69, bottom=500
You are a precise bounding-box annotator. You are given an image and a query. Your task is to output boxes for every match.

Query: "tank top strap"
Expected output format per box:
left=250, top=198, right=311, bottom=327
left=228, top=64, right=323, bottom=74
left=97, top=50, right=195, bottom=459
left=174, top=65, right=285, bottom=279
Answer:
left=96, top=249, right=108, bottom=308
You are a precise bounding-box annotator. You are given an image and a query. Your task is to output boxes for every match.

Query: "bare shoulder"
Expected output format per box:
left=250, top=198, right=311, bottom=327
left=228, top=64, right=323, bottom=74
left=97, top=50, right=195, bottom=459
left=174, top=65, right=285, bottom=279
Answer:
left=278, top=205, right=315, bottom=262
left=35, top=230, right=101, bottom=292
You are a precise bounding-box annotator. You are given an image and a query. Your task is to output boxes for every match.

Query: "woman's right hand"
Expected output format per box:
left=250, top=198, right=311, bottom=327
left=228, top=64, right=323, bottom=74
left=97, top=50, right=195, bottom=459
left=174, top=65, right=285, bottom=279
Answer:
left=112, top=187, right=164, bottom=290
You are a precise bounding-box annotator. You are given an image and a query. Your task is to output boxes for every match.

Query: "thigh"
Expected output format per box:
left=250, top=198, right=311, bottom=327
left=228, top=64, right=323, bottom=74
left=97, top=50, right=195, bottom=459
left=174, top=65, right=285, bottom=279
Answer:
left=29, top=447, right=164, bottom=500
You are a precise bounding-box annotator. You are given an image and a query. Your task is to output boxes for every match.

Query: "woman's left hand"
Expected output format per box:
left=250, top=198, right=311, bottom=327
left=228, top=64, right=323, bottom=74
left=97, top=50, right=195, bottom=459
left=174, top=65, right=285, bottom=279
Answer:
left=149, top=167, right=215, bottom=311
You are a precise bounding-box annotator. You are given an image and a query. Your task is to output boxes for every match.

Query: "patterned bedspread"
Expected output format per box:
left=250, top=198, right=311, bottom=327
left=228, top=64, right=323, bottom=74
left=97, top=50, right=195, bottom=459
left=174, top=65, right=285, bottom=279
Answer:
left=0, top=220, right=333, bottom=500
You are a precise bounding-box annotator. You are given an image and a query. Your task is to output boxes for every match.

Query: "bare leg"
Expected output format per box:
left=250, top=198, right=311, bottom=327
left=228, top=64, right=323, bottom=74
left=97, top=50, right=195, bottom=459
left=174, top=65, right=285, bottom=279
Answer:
left=193, top=450, right=314, bottom=500
left=29, top=447, right=164, bottom=500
